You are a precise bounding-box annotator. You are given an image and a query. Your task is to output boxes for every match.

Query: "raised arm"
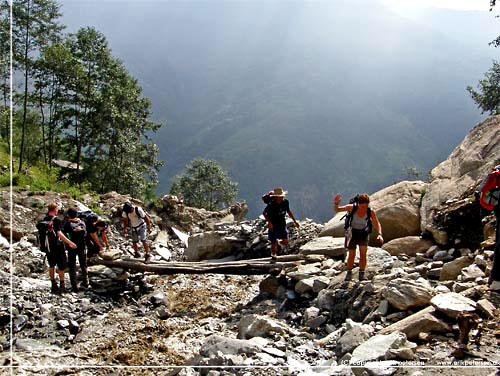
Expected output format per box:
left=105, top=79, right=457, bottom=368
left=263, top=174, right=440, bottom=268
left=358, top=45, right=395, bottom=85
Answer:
left=333, top=195, right=353, bottom=213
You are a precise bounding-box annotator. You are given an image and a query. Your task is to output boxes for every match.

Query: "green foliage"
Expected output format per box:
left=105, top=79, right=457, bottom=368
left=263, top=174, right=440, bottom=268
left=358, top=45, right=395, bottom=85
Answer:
left=2, top=1, right=164, bottom=199
left=170, top=158, right=238, bottom=211
left=467, top=61, right=500, bottom=115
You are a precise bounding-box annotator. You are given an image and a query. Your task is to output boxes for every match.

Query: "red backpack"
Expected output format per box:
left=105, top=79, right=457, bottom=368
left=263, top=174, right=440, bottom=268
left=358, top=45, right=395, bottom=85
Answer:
left=479, top=166, right=500, bottom=210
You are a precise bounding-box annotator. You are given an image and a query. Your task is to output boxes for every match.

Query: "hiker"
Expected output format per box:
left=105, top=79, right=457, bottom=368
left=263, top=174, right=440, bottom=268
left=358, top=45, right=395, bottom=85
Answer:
left=479, top=164, right=500, bottom=290
left=63, top=208, right=89, bottom=292
left=334, top=193, right=383, bottom=281
left=39, top=203, right=77, bottom=293
left=263, top=187, right=300, bottom=262
left=82, top=213, right=110, bottom=261
left=122, top=202, right=152, bottom=263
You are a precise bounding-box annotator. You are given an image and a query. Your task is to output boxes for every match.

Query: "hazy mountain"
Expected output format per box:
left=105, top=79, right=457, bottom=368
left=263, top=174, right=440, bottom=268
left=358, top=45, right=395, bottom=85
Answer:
left=60, top=0, right=496, bottom=221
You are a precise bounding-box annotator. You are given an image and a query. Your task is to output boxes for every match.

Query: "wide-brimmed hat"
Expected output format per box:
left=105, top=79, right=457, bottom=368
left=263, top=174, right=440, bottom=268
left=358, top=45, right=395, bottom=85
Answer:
left=271, top=187, right=288, bottom=197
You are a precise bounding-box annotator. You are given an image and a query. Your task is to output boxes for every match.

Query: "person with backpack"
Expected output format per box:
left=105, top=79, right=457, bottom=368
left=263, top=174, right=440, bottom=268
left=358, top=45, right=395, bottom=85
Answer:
left=63, top=208, right=89, bottom=292
left=262, top=187, right=300, bottom=262
left=83, top=213, right=110, bottom=261
left=479, top=165, right=500, bottom=290
left=122, top=202, right=152, bottom=263
left=334, top=193, right=383, bottom=282
left=38, top=203, right=77, bottom=293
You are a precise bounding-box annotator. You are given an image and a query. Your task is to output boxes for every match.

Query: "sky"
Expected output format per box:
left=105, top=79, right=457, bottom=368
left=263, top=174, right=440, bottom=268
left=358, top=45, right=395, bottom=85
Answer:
left=381, top=0, right=491, bottom=11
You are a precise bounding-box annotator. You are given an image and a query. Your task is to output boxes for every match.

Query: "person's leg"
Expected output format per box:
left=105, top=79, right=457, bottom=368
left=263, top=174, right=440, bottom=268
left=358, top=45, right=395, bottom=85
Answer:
left=358, top=245, right=368, bottom=281
left=268, top=227, right=278, bottom=259
left=77, top=247, right=88, bottom=287
left=490, top=206, right=500, bottom=284
left=67, top=249, right=78, bottom=292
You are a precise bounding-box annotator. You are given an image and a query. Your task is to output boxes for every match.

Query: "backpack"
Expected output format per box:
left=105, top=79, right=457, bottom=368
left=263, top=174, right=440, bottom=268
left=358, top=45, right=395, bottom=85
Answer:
left=77, top=210, right=99, bottom=224
left=66, top=219, right=87, bottom=246
left=478, top=166, right=500, bottom=211
left=262, top=191, right=275, bottom=205
left=36, top=216, right=59, bottom=253
left=342, top=195, right=373, bottom=233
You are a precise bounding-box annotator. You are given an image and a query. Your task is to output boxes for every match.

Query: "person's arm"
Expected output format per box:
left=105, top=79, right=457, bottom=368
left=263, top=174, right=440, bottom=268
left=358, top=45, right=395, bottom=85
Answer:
left=371, top=210, right=384, bottom=245
left=101, top=231, right=110, bottom=251
left=333, top=195, right=352, bottom=213
left=90, top=232, right=103, bottom=253
left=144, top=213, right=152, bottom=231
left=263, top=210, right=273, bottom=230
left=287, top=210, right=300, bottom=228
left=57, top=230, right=76, bottom=249
left=122, top=215, right=129, bottom=237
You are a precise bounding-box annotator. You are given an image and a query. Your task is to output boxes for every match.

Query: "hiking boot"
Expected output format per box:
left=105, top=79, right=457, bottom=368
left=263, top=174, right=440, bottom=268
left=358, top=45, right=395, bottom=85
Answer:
left=134, top=251, right=141, bottom=258
left=359, top=270, right=366, bottom=281
left=270, top=255, right=277, bottom=264
left=81, top=273, right=89, bottom=288
left=344, top=270, right=352, bottom=282
left=144, top=254, right=151, bottom=264
left=50, top=279, right=58, bottom=294
left=70, top=270, right=79, bottom=293
left=58, top=280, right=67, bottom=294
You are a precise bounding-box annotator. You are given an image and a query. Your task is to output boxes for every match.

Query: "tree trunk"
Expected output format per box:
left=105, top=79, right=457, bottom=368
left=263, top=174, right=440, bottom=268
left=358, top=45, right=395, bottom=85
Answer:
left=18, top=0, right=31, bottom=174
left=94, top=254, right=322, bottom=275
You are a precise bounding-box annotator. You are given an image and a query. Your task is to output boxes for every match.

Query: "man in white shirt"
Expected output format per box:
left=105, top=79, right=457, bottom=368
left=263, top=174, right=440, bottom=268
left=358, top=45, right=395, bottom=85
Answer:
left=122, top=202, right=152, bottom=263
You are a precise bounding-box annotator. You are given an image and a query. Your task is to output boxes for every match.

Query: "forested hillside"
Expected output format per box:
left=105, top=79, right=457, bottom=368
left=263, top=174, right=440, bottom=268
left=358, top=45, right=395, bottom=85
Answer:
left=59, top=1, right=498, bottom=219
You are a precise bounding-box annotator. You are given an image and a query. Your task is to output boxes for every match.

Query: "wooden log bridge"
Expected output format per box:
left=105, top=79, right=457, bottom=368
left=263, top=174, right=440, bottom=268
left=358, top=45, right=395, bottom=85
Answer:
left=94, top=254, right=324, bottom=275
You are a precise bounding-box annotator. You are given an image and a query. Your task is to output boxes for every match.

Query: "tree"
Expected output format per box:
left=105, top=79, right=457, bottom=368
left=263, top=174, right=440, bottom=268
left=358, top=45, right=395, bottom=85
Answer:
left=170, top=158, right=238, bottom=211
left=10, top=0, right=64, bottom=173
left=467, top=61, right=500, bottom=115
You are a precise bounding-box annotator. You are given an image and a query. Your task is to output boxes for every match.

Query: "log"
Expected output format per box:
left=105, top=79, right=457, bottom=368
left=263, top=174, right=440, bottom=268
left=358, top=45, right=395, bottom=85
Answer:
left=95, top=254, right=324, bottom=275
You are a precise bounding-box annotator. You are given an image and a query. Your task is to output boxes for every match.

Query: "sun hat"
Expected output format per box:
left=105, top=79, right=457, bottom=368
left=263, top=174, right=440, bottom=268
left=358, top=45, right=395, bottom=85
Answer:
left=271, top=187, right=288, bottom=197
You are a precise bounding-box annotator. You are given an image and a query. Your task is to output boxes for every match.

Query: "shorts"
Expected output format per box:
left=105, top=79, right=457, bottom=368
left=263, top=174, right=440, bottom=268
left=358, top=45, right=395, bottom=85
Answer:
left=131, top=223, right=147, bottom=243
left=346, top=229, right=369, bottom=249
left=47, top=243, right=68, bottom=270
left=268, top=226, right=288, bottom=243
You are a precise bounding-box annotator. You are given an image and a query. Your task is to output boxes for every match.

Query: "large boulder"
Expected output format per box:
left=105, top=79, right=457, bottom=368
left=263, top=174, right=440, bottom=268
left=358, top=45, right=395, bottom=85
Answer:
left=185, top=231, right=246, bottom=261
left=382, top=236, right=434, bottom=257
left=420, top=115, right=500, bottom=241
left=320, top=181, right=427, bottom=244
left=383, top=278, right=434, bottom=310
left=237, top=315, right=297, bottom=339
left=299, top=237, right=345, bottom=257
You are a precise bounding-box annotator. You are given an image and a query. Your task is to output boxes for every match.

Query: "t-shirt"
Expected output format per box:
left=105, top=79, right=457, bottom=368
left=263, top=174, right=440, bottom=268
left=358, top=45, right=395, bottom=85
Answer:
left=122, top=206, right=146, bottom=228
left=43, top=215, right=62, bottom=249
left=264, top=199, right=290, bottom=228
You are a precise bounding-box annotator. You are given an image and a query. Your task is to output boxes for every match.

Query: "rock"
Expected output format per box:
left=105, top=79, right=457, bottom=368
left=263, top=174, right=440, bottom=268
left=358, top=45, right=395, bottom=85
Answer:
left=460, top=264, right=485, bottom=282
left=383, top=278, right=434, bottom=310
left=57, top=319, right=70, bottom=330
left=421, top=116, right=500, bottom=238
left=12, top=315, right=28, bottom=333
left=355, top=247, right=394, bottom=272
left=305, top=316, right=327, bottom=329
left=336, top=319, right=374, bottom=358
left=439, top=256, right=474, bottom=281
left=382, top=236, right=434, bottom=257
left=237, top=315, right=296, bottom=339
left=430, top=292, right=477, bottom=319
left=299, top=237, right=346, bottom=257
left=477, top=299, right=496, bottom=318
left=453, top=282, right=476, bottom=293
left=350, top=331, right=415, bottom=376
left=427, top=268, right=442, bottom=280
left=433, top=250, right=453, bottom=262
left=426, top=227, right=449, bottom=246
left=0, top=233, right=9, bottom=249
left=312, top=276, right=330, bottom=293
left=185, top=231, right=245, bottom=261
left=287, top=264, right=322, bottom=281
left=100, top=250, right=121, bottom=260
left=474, top=255, right=488, bottom=269
left=425, top=245, right=440, bottom=258
left=259, top=275, right=285, bottom=299
left=68, top=320, right=80, bottom=335
left=150, top=293, right=167, bottom=306
left=363, top=360, right=399, bottom=376
left=321, top=181, right=427, bottom=244
left=379, top=306, right=451, bottom=339
left=304, top=307, right=320, bottom=322
left=1, top=225, right=24, bottom=241
left=200, top=335, right=262, bottom=357
left=295, top=278, right=315, bottom=294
